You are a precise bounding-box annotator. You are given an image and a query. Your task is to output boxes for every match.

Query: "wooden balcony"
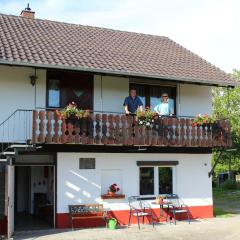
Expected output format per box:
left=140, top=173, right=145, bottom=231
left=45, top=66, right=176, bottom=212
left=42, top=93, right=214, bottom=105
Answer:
left=32, top=110, right=232, bottom=148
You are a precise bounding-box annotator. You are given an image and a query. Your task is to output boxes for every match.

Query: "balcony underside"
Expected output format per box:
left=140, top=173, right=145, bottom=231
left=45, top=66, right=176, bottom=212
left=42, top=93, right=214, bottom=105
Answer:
left=32, top=111, right=232, bottom=148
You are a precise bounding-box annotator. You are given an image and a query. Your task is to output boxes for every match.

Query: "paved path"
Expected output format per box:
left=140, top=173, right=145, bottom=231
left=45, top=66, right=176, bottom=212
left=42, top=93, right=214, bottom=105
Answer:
left=13, top=215, right=240, bottom=240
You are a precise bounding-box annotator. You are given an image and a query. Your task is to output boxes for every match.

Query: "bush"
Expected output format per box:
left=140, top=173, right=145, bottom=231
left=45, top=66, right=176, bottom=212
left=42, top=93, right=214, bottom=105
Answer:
left=212, top=181, right=217, bottom=188
left=221, top=179, right=237, bottom=190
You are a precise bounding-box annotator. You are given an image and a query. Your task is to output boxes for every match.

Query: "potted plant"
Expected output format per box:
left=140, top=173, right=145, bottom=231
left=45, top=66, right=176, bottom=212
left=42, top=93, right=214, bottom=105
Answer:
left=108, top=183, right=120, bottom=196
left=192, top=113, right=216, bottom=127
left=56, top=102, right=90, bottom=125
left=136, top=107, right=158, bottom=127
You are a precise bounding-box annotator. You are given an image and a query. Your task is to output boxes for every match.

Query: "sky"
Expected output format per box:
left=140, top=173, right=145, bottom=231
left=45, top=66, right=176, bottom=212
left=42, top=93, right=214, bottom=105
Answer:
left=0, top=0, right=239, bottom=73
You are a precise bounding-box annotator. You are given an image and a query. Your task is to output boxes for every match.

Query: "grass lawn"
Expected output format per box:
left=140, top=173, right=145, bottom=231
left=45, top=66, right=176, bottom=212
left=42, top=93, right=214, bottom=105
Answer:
left=213, top=188, right=240, bottom=217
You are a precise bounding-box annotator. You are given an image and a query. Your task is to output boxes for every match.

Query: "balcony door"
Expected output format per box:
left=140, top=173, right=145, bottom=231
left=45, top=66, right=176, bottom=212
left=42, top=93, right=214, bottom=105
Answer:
left=47, top=70, right=93, bottom=110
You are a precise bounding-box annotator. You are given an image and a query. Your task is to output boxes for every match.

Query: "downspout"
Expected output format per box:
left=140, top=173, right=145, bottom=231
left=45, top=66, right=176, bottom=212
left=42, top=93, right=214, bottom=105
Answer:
left=177, top=83, right=181, bottom=115
left=34, top=68, right=37, bottom=109
left=100, top=75, right=103, bottom=112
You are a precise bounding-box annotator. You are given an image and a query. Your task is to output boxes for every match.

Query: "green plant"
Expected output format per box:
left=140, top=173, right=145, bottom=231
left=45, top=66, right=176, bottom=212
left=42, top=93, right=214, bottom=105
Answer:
left=56, top=102, right=90, bottom=120
left=214, top=207, right=233, bottom=218
left=221, top=179, right=237, bottom=190
left=136, top=107, right=157, bottom=126
left=192, top=113, right=216, bottom=127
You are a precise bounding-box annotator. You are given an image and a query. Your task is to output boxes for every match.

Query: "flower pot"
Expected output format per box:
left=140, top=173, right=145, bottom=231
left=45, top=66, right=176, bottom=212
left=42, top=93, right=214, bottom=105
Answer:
left=65, top=115, right=79, bottom=126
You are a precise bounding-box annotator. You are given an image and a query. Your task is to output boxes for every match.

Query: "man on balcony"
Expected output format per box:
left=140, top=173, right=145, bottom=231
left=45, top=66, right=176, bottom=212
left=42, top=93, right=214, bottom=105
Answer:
left=154, top=93, right=174, bottom=116
left=123, top=88, right=143, bottom=114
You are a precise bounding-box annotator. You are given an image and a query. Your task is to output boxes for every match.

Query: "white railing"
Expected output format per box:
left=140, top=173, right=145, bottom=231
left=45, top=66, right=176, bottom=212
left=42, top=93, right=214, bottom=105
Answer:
left=0, top=109, right=32, bottom=145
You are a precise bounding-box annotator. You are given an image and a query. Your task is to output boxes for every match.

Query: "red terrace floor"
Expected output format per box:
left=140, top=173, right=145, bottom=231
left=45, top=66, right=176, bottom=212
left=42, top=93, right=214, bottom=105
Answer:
left=56, top=205, right=213, bottom=228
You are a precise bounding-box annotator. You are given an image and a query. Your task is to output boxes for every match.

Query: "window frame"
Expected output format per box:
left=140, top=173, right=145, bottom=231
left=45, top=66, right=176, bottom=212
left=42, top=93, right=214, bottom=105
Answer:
left=46, top=71, right=62, bottom=109
left=138, top=165, right=176, bottom=197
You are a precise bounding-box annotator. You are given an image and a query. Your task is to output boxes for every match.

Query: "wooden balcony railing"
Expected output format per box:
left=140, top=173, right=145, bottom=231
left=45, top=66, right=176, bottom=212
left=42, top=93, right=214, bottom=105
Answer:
left=32, top=110, right=232, bottom=147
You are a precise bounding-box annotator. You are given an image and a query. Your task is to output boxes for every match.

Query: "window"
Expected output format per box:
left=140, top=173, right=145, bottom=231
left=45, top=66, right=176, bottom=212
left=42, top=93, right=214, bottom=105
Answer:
left=139, top=166, right=173, bottom=195
left=139, top=167, right=154, bottom=195
left=79, top=158, right=95, bottom=169
left=130, top=84, right=176, bottom=113
left=47, top=79, right=60, bottom=108
left=158, top=167, right=173, bottom=194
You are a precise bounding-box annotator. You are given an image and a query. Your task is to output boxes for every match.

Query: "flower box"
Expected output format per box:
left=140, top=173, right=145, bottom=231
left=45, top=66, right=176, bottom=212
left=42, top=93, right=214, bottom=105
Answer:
left=101, top=194, right=126, bottom=199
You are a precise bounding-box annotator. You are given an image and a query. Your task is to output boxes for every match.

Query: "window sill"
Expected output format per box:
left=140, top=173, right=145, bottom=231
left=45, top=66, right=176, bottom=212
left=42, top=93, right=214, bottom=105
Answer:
left=101, top=194, right=126, bottom=199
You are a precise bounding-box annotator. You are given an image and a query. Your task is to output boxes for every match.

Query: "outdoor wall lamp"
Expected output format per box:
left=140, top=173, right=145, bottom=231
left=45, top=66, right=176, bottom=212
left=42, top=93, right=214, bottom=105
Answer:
left=30, top=74, right=37, bottom=86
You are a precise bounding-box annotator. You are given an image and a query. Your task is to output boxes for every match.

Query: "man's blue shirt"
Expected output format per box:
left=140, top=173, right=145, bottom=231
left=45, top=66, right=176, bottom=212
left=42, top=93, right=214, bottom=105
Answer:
left=123, top=96, right=143, bottom=113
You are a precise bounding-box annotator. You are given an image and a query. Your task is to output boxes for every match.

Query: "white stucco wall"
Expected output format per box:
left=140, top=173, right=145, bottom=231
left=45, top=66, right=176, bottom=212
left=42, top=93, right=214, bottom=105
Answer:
left=179, top=84, right=212, bottom=116
left=0, top=66, right=212, bottom=121
left=0, top=65, right=46, bottom=123
left=57, top=152, right=212, bottom=213
left=94, top=75, right=129, bottom=113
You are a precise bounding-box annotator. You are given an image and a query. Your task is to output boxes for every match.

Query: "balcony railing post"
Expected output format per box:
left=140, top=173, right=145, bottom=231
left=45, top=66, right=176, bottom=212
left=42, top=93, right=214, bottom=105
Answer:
left=32, top=110, right=38, bottom=143
left=46, top=111, right=53, bottom=143
left=38, top=111, right=46, bottom=143
left=53, top=111, right=60, bottom=143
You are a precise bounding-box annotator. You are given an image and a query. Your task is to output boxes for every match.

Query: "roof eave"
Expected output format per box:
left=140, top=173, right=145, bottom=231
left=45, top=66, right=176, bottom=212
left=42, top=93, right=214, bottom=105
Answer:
left=0, top=59, right=237, bottom=87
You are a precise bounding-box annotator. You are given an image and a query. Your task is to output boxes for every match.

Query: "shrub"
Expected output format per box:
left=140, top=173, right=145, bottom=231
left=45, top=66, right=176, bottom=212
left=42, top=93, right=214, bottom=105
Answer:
left=221, top=179, right=237, bottom=190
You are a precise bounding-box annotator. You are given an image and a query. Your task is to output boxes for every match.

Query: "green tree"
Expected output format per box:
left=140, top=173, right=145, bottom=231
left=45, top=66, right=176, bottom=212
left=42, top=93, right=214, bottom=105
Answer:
left=212, top=70, right=240, bottom=177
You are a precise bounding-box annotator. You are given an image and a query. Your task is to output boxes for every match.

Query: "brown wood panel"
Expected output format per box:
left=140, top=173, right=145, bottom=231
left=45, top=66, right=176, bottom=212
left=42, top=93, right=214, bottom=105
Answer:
left=46, top=111, right=53, bottom=143
left=32, top=110, right=38, bottom=143
left=38, top=111, right=46, bottom=143
left=53, top=112, right=60, bottom=143
left=32, top=111, right=232, bottom=148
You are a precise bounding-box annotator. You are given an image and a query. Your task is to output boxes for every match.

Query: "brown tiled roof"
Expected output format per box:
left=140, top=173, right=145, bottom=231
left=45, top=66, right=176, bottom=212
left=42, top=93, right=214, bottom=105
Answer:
left=0, top=13, right=236, bottom=86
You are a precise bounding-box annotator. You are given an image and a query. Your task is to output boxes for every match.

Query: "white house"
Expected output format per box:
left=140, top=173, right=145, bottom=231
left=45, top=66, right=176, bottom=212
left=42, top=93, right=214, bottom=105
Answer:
left=0, top=6, right=235, bottom=237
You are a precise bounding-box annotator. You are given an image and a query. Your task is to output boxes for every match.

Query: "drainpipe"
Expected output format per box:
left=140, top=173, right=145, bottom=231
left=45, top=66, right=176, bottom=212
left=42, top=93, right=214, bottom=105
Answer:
left=100, top=75, right=103, bottom=112
left=177, top=83, right=181, bottom=115
left=34, top=68, right=37, bottom=109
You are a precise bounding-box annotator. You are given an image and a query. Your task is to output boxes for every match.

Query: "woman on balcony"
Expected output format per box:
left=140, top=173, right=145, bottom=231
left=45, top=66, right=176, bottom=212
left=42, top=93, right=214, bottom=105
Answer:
left=154, top=93, right=174, bottom=116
